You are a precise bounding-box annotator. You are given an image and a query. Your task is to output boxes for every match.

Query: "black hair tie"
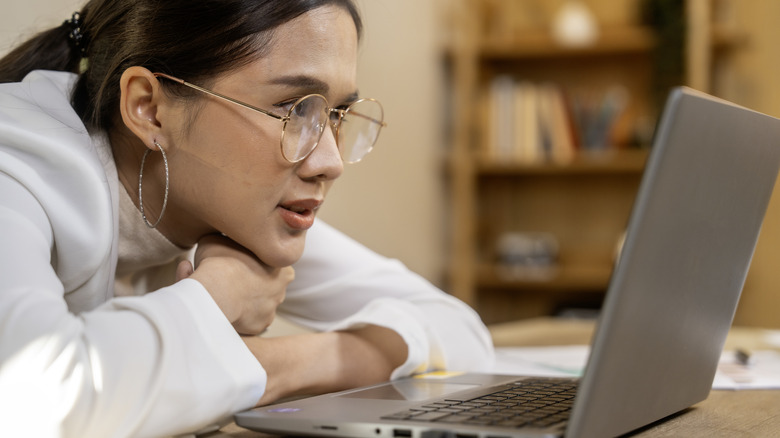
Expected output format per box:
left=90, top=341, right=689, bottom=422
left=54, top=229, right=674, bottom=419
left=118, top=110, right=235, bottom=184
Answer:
left=64, top=12, right=88, bottom=57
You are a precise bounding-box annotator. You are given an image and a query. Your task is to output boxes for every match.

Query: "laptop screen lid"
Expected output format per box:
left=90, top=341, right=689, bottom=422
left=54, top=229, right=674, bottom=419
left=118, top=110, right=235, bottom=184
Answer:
left=566, top=86, right=780, bottom=438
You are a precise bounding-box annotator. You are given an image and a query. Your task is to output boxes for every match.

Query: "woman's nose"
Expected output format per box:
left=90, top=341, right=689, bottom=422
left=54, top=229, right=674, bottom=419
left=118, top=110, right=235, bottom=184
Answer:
left=297, top=125, right=344, bottom=181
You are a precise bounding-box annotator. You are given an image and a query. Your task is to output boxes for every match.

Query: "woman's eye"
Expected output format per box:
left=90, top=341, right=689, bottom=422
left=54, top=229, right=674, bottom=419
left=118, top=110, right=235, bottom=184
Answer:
left=273, top=98, right=299, bottom=115
left=294, top=98, right=316, bottom=118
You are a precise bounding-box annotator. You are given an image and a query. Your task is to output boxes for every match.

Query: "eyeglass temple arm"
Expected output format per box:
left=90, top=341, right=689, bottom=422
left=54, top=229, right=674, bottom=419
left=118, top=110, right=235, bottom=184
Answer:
left=153, top=73, right=288, bottom=122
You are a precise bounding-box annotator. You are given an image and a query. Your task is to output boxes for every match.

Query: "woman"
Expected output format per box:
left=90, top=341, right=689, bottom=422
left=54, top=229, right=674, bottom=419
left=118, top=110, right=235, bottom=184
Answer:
left=0, top=0, right=494, bottom=436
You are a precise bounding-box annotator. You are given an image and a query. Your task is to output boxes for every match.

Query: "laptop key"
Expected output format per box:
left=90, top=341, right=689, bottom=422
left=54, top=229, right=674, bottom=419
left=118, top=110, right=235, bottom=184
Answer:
left=383, top=378, right=576, bottom=429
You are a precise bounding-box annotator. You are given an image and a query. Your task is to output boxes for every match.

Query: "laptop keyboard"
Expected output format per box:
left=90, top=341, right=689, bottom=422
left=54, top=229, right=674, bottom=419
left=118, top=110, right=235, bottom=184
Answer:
left=381, top=378, right=577, bottom=429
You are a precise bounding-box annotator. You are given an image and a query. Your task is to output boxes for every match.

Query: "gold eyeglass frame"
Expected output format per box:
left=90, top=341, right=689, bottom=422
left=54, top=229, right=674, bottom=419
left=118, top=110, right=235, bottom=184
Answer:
left=153, top=72, right=386, bottom=163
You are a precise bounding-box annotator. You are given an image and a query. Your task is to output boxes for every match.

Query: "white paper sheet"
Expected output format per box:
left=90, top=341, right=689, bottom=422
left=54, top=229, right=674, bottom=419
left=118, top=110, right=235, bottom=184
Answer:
left=492, top=346, right=780, bottom=390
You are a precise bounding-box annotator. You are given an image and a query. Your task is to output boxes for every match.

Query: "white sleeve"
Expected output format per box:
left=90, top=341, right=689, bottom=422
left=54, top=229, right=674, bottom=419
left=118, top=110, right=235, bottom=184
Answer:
left=284, top=220, right=495, bottom=378
left=0, top=174, right=265, bottom=438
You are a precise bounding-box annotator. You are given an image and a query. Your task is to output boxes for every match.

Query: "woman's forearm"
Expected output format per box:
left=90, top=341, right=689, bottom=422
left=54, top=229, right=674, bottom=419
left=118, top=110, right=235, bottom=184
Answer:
left=243, top=325, right=408, bottom=405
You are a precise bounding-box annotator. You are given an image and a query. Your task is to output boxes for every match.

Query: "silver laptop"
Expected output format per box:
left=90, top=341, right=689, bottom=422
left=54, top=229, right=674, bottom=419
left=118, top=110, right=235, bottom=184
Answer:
left=234, top=87, right=780, bottom=438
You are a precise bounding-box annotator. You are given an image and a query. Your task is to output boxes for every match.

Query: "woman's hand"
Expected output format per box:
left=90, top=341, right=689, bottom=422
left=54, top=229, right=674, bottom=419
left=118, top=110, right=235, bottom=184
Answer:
left=177, top=234, right=294, bottom=335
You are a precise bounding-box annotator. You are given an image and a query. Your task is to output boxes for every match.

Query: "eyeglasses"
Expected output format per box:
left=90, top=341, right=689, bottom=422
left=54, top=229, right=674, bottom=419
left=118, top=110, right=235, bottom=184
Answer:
left=153, top=73, right=386, bottom=164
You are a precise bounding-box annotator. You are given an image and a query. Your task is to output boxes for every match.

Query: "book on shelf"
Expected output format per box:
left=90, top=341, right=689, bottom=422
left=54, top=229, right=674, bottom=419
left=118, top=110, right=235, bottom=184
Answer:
left=483, top=76, right=628, bottom=164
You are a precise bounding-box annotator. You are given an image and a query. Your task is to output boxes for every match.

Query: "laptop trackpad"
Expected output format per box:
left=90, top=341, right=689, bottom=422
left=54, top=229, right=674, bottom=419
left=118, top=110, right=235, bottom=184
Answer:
left=338, top=380, right=479, bottom=401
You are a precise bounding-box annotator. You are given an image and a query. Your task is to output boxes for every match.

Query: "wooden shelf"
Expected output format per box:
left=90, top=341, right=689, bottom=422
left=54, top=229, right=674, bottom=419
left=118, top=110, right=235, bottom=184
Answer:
left=711, top=26, right=749, bottom=51
left=476, top=149, right=649, bottom=176
left=444, top=24, right=744, bottom=61
left=480, top=27, right=657, bottom=60
left=477, top=263, right=613, bottom=291
left=478, top=26, right=747, bottom=61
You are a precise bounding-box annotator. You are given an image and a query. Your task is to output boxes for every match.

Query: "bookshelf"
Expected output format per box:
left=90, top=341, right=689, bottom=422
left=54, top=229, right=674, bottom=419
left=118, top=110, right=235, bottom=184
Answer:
left=444, top=0, right=743, bottom=324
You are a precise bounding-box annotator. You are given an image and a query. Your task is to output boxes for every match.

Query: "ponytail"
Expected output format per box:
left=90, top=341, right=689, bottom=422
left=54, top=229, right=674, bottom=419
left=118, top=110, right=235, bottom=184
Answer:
left=0, top=21, right=82, bottom=83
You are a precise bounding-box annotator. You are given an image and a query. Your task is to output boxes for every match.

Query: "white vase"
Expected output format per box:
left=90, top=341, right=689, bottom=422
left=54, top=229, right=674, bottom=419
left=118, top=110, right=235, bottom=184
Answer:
left=551, top=1, right=599, bottom=47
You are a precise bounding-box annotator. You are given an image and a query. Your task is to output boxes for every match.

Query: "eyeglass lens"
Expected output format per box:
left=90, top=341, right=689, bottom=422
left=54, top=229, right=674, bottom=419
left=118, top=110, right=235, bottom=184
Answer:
left=281, top=95, right=329, bottom=162
left=282, top=96, right=384, bottom=163
left=338, top=99, right=384, bottom=164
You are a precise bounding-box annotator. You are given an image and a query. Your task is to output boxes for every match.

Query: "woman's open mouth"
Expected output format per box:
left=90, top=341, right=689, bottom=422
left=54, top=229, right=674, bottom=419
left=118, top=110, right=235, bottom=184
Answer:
left=277, top=199, right=322, bottom=231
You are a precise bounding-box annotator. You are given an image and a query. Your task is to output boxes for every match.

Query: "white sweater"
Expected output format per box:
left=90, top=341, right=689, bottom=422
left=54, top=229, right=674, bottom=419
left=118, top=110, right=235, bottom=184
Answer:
left=0, top=70, right=494, bottom=438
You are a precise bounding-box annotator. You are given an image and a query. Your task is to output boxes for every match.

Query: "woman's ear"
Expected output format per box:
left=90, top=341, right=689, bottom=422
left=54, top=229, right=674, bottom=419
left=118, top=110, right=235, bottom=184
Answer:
left=119, top=66, right=166, bottom=150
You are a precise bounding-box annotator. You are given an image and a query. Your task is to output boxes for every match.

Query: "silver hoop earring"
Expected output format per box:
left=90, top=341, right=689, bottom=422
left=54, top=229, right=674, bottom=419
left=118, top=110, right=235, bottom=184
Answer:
left=138, top=141, right=170, bottom=229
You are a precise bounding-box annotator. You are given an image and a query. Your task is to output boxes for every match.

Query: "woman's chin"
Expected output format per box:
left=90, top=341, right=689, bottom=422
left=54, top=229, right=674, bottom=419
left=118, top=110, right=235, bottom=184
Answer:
left=251, top=237, right=306, bottom=268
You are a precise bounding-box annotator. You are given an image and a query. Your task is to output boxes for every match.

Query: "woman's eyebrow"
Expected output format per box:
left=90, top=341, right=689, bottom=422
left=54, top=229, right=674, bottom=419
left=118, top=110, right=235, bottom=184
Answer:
left=269, top=75, right=330, bottom=94
left=268, top=75, right=360, bottom=103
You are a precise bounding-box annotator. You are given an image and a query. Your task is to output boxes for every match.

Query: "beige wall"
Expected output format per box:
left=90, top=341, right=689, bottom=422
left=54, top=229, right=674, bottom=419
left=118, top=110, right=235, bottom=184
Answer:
left=1, top=0, right=83, bottom=54
left=318, top=0, right=447, bottom=285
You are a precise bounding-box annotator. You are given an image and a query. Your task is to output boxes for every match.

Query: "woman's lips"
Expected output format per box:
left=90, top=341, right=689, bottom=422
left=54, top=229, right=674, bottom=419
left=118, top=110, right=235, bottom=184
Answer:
left=277, top=199, right=322, bottom=231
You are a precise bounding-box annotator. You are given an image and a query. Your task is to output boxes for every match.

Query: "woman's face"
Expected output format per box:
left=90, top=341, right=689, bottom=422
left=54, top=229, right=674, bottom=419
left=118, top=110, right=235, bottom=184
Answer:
left=162, top=5, right=357, bottom=267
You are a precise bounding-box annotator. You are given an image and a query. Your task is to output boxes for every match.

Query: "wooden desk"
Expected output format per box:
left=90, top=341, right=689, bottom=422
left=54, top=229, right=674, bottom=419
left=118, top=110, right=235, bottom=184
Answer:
left=209, top=318, right=780, bottom=437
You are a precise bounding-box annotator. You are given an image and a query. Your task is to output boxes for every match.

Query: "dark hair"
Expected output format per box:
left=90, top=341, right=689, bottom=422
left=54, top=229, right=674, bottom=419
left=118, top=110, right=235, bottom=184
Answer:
left=0, top=0, right=362, bottom=132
